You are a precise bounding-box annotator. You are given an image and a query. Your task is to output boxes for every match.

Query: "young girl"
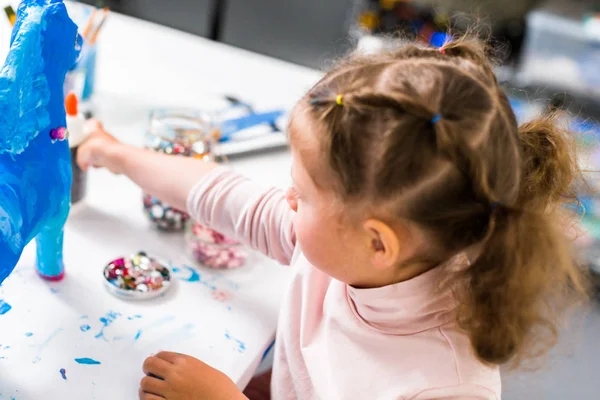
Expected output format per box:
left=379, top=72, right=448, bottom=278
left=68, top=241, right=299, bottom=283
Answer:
left=78, top=37, right=588, bottom=400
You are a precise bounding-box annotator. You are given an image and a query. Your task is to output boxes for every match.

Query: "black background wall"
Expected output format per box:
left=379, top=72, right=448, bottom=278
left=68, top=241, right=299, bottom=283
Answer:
left=79, top=0, right=217, bottom=39
left=79, top=0, right=352, bottom=68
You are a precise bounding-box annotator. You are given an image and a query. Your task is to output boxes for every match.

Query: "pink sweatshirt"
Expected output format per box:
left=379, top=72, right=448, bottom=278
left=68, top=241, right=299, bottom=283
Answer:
left=188, top=168, right=501, bottom=400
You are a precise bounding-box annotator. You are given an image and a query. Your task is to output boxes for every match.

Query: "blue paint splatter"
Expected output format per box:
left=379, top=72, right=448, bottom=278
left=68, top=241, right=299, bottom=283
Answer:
left=94, top=311, right=121, bottom=341
left=0, top=300, right=12, bottom=315
left=227, top=306, right=232, bottom=311
left=133, top=330, right=142, bottom=341
left=172, top=264, right=201, bottom=283
left=24, top=332, right=33, bottom=337
left=59, top=368, right=67, bottom=380
left=80, top=315, right=88, bottom=319
left=224, top=330, right=246, bottom=353
left=171, top=264, right=221, bottom=290
left=80, top=324, right=90, bottom=332
left=127, top=315, right=142, bottom=320
left=75, top=357, right=101, bottom=365
left=261, top=340, right=275, bottom=361
left=50, top=288, right=58, bottom=294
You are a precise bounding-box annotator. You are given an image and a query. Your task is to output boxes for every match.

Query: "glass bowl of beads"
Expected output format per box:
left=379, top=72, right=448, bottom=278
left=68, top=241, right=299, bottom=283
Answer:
left=185, top=222, right=248, bottom=269
left=103, top=252, right=172, bottom=300
left=143, top=109, right=217, bottom=231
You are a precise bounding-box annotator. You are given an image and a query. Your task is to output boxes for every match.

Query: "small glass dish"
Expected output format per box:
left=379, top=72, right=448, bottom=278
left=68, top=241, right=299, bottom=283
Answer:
left=143, top=109, right=216, bottom=231
left=185, top=222, right=248, bottom=269
left=103, top=252, right=172, bottom=300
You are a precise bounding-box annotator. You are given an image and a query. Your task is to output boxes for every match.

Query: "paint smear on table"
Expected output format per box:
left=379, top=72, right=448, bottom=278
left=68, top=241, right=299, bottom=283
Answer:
left=225, top=330, right=246, bottom=353
left=153, top=323, right=196, bottom=348
left=75, top=357, right=101, bottom=365
left=212, top=289, right=233, bottom=302
left=131, top=315, right=176, bottom=343
left=128, top=315, right=142, bottom=320
left=171, top=265, right=201, bottom=283
left=95, top=311, right=121, bottom=341
left=24, top=332, right=33, bottom=337
left=0, top=300, right=12, bottom=315
left=59, top=368, right=67, bottom=380
left=33, top=328, right=63, bottom=363
left=171, top=264, right=220, bottom=290
left=80, top=324, right=91, bottom=332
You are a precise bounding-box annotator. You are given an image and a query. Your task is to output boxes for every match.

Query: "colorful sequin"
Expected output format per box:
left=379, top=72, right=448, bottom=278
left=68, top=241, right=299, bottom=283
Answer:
left=186, top=223, right=248, bottom=269
left=104, top=252, right=171, bottom=295
left=142, top=120, right=212, bottom=231
left=143, top=194, right=189, bottom=231
left=49, top=127, right=68, bottom=142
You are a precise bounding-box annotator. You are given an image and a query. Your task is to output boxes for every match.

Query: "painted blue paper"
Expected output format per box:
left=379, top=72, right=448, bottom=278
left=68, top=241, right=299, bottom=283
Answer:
left=0, top=0, right=81, bottom=283
left=74, top=357, right=101, bottom=365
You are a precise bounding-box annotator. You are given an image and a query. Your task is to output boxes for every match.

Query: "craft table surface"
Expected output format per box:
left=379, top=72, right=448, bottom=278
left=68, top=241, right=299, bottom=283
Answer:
left=0, top=8, right=322, bottom=400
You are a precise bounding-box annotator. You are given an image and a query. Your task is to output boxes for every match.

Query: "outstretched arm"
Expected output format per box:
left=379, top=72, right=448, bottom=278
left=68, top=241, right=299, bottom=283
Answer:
left=78, top=120, right=296, bottom=265
left=77, top=120, right=220, bottom=211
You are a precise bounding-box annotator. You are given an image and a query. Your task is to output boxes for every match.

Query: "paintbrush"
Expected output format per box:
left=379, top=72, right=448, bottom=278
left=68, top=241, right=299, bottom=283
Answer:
left=81, top=7, right=98, bottom=39
left=89, top=7, right=109, bottom=45
left=3, top=5, right=15, bottom=27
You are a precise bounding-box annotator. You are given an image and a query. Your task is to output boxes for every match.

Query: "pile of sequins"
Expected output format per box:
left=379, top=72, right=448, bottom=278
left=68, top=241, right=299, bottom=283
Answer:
left=104, top=252, right=171, bottom=294
left=143, top=194, right=189, bottom=231
left=142, top=136, right=210, bottom=231
left=186, top=223, right=248, bottom=269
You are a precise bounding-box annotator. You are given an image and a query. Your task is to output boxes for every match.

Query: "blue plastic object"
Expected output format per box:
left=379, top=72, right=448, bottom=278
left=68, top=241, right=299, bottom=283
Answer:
left=0, top=0, right=81, bottom=283
left=219, top=110, right=284, bottom=142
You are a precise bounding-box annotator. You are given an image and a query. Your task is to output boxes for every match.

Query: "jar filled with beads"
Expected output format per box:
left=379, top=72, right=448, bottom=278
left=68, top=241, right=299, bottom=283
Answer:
left=144, top=109, right=214, bottom=231
left=185, top=222, right=248, bottom=269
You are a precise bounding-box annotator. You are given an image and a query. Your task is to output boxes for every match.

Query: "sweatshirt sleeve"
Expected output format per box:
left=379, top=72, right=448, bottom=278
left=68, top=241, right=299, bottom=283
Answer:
left=187, top=167, right=296, bottom=266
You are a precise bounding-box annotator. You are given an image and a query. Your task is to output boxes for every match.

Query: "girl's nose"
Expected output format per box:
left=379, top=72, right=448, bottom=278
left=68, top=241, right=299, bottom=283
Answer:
left=285, top=187, right=298, bottom=212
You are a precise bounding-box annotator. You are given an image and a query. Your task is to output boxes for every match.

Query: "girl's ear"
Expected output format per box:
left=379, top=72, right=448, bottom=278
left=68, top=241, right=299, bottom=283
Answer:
left=363, top=219, right=401, bottom=269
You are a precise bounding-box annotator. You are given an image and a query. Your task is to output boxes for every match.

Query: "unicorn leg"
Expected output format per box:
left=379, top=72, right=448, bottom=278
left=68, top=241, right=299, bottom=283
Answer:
left=35, top=224, right=65, bottom=281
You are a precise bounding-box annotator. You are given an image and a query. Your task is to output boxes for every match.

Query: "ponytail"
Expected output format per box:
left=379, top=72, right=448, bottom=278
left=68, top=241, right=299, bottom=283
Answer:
left=459, top=116, right=590, bottom=368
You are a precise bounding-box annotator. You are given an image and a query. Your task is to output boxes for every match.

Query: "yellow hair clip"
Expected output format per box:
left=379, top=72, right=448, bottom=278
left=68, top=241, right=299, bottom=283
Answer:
left=336, top=94, right=344, bottom=106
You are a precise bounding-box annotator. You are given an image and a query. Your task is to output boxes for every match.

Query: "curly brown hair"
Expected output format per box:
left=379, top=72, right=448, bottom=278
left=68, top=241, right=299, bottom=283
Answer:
left=301, top=37, right=590, bottom=368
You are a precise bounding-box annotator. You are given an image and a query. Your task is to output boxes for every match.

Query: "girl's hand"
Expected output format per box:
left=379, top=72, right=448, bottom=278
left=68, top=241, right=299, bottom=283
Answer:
left=140, top=352, right=247, bottom=400
left=76, top=119, right=125, bottom=174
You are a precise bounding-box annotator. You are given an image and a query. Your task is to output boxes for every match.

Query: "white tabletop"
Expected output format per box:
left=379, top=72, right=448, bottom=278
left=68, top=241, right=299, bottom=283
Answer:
left=0, top=10, right=322, bottom=400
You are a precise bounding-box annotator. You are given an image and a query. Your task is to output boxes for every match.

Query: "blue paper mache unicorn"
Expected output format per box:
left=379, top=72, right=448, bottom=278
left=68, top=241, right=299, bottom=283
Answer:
left=0, top=0, right=81, bottom=284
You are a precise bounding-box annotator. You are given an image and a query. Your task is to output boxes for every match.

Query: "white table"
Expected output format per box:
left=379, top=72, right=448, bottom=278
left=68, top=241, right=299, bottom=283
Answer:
left=0, top=10, right=322, bottom=400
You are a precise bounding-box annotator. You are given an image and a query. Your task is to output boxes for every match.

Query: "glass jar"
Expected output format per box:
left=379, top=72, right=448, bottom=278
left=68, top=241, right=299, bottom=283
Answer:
left=185, top=221, right=248, bottom=269
left=144, top=109, right=214, bottom=231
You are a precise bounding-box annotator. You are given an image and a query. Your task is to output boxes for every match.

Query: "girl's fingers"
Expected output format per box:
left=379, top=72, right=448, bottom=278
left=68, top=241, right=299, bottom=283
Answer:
left=155, top=351, right=181, bottom=364
left=139, top=388, right=166, bottom=400
left=142, top=356, right=172, bottom=379
left=140, top=376, right=168, bottom=397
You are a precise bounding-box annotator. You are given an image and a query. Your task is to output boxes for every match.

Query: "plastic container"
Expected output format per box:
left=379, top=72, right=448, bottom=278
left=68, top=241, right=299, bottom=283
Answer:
left=143, top=109, right=215, bottom=231
left=185, top=222, right=248, bottom=269
left=517, top=1, right=600, bottom=97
